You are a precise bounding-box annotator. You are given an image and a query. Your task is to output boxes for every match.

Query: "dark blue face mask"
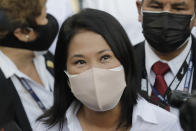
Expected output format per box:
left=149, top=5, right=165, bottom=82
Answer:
left=142, top=11, right=192, bottom=53
left=0, top=14, right=59, bottom=51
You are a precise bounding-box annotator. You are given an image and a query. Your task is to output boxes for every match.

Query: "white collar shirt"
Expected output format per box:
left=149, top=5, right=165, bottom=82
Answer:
left=35, top=97, right=182, bottom=131
left=145, top=37, right=193, bottom=115
left=0, top=51, right=54, bottom=129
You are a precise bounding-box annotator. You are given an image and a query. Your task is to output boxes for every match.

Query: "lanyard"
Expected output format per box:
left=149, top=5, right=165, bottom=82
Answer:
left=16, top=76, right=47, bottom=112
left=168, top=50, right=192, bottom=91
left=141, top=50, right=193, bottom=103
left=164, top=51, right=193, bottom=98
left=184, top=55, right=193, bottom=92
left=150, top=84, right=168, bottom=105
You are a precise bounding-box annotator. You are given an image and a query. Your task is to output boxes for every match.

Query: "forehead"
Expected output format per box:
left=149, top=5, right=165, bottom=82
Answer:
left=68, top=31, right=111, bottom=54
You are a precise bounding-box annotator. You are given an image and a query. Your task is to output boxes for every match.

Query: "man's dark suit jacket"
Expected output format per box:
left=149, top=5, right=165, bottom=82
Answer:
left=0, top=52, right=54, bottom=131
left=134, top=35, right=196, bottom=92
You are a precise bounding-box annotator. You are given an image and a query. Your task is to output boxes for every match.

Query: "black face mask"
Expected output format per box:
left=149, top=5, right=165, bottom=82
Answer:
left=0, top=10, right=12, bottom=32
left=142, top=12, right=192, bottom=53
left=0, top=14, right=59, bottom=51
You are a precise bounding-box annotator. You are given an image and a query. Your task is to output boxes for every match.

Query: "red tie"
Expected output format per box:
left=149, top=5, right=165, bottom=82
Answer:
left=151, top=61, right=170, bottom=111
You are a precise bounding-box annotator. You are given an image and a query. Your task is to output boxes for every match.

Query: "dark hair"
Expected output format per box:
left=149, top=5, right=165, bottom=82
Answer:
left=0, top=0, right=46, bottom=38
left=39, top=8, right=139, bottom=130
left=0, top=0, right=45, bottom=26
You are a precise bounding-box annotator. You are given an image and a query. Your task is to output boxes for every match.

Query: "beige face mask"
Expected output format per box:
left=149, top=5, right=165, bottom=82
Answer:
left=65, top=66, right=126, bottom=112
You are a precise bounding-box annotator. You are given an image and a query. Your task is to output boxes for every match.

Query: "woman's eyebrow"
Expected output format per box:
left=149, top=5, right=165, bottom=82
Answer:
left=97, top=49, right=111, bottom=54
left=70, top=54, right=85, bottom=59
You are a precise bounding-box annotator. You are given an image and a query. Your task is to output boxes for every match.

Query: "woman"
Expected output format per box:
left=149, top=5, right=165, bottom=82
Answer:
left=0, top=0, right=58, bottom=130
left=36, top=9, right=181, bottom=131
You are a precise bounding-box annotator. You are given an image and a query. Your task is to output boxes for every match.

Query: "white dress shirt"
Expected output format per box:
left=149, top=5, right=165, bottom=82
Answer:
left=35, top=97, right=182, bottom=131
left=145, top=37, right=193, bottom=115
left=82, top=0, right=144, bottom=45
left=0, top=51, right=54, bottom=129
left=47, top=0, right=73, bottom=54
left=191, top=27, right=196, bottom=38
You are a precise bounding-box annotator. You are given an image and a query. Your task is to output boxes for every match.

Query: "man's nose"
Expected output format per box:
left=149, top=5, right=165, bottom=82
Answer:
left=163, top=3, right=172, bottom=12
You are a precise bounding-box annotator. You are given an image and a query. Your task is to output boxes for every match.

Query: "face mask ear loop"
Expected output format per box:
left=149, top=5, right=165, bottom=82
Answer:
left=109, top=66, right=123, bottom=71
left=64, top=70, right=79, bottom=78
left=64, top=70, right=71, bottom=77
left=141, top=7, right=144, bottom=25
left=141, top=6, right=143, bottom=16
left=176, top=36, right=191, bottom=50
left=191, top=13, right=195, bottom=21
left=64, top=70, right=69, bottom=77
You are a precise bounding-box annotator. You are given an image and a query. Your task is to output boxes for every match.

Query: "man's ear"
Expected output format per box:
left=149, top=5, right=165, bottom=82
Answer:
left=14, top=28, right=37, bottom=42
left=193, top=14, right=196, bottom=26
left=136, top=0, right=142, bottom=22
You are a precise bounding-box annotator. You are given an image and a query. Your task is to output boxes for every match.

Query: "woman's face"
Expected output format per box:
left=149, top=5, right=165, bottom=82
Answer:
left=66, top=30, right=121, bottom=74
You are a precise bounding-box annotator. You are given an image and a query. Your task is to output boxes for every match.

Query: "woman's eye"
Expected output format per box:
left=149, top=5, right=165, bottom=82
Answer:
left=100, top=55, right=111, bottom=62
left=74, top=60, right=86, bottom=65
